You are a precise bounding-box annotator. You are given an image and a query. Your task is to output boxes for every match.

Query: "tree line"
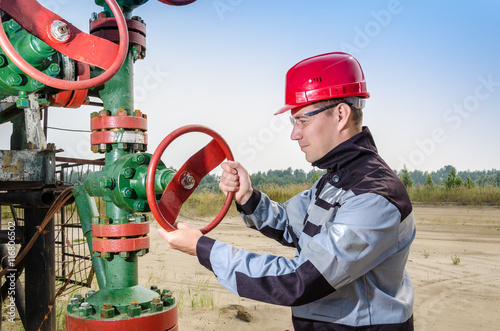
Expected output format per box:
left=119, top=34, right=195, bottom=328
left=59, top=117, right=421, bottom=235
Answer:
left=397, top=165, right=500, bottom=188
left=198, top=168, right=324, bottom=191
left=198, top=165, right=500, bottom=191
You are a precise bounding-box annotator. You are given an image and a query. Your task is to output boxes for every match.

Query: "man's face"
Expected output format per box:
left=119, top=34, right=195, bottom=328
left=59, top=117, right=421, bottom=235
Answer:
left=290, top=104, right=340, bottom=163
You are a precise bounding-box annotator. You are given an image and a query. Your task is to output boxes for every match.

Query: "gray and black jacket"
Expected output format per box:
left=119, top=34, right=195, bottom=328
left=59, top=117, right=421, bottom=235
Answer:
left=197, top=127, right=416, bottom=330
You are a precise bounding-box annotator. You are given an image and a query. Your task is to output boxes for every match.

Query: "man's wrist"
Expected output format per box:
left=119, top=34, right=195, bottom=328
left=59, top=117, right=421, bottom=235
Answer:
left=236, top=189, right=261, bottom=215
left=238, top=187, right=254, bottom=205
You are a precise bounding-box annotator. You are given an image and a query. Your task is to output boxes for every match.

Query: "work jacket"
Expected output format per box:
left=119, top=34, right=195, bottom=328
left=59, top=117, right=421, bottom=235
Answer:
left=197, top=127, right=416, bottom=330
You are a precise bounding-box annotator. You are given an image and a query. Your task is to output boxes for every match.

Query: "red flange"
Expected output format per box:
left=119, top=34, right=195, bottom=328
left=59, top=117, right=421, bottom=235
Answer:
left=91, top=115, right=148, bottom=131
left=90, top=18, right=146, bottom=49
left=90, top=131, right=148, bottom=145
left=48, top=62, right=90, bottom=108
left=146, top=125, right=234, bottom=234
left=65, top=307, right=178, bottom=331
left=92, top=223, right=150, bottom=238
left=93, top=237, right=149, bottom=253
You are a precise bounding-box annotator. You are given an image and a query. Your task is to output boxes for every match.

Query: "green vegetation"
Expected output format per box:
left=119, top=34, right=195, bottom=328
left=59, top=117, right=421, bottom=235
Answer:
left=407, top=185, right=500, bottom=205
left=401, top=166, right=500, bottom=205
left=395, top=165, right=500, bottom=188
left=1, top=205, right=12, bottom=219
left=451, top=255, right=461, bottom=265
left=183, top=165, right=499, bottom=218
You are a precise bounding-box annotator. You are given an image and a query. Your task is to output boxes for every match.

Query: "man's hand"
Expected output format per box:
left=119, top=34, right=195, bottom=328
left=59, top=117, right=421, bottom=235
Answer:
left=157, top=223, right=202, bottom=256
left=219, top=161, right=253, bottom=205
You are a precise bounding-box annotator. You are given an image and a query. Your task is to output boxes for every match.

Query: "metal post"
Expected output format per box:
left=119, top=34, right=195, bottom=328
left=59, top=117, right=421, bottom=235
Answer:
left=24, top=207, right=55, bottom=331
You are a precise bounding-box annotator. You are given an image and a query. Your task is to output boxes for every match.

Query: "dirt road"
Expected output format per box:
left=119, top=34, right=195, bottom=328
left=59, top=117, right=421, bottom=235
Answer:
left=143, top=205, right=500, bottom=330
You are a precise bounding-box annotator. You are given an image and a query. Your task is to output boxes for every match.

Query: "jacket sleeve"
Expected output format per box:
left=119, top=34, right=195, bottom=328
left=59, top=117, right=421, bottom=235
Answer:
left=196, top=236, right=335, bottom=306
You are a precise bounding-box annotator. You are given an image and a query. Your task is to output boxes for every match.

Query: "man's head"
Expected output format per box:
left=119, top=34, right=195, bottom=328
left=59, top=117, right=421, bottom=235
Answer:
left=290, top=97, right=364, bottom=163
left=276, top=52, right=369, bottom=163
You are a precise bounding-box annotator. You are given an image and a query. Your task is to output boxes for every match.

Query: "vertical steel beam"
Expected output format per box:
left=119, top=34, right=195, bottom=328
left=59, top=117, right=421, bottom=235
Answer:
left=24, top=207, right=55, bottom=331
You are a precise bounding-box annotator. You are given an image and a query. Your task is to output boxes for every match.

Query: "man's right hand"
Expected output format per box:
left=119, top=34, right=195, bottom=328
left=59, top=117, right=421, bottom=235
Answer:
left=219, top=161, right=253, bottom=205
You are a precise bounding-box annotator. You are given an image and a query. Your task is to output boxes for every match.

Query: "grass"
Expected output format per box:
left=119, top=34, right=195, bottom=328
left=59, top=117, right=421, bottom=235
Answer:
left=180, top=184, right=500, bottom=219
left=407, top=185, right=500, bottom=206
left=1, top=205, right=12, bottom=219
left=451, top=255, right=461, bottom=265
left=144, top=267, right=218, bottom=318
left=179, top=183, right=311, bottom=218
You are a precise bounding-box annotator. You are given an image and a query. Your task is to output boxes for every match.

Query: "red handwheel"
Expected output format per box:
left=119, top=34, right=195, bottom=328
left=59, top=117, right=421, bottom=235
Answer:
left=0, top=0, right=129, bottom=90
left=158, top=0, right=197, bottom=5
left=146, top=125, right=235, bottom=235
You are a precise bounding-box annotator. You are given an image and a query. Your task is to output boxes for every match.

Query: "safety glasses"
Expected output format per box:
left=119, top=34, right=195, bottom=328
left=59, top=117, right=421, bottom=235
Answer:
left=289, top=103, right=339, bottom=128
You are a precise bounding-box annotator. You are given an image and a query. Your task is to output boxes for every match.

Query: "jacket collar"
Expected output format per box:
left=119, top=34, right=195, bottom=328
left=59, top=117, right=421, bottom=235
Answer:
left=311, top=126, right=378, bottom=171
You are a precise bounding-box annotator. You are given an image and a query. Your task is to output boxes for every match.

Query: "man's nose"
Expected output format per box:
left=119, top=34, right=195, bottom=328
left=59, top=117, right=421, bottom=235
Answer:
left=290, top=125, right=302, bottom=141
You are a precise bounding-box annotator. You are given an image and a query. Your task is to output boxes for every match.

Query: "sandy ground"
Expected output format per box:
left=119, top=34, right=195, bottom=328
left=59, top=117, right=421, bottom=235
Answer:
left=140, top=205, right=500, bottom=331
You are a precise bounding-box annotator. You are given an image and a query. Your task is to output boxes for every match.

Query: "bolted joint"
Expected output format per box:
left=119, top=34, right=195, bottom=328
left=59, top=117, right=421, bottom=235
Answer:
left=31, top=79, right=45, bottom=89
left=127, top=301, right=141, bottom=317
left=133, top=109, right=145, bottom=118
left=122, top=187, right=135, bottom=198
left=44, top=63, right=61, bottom=77
left=98, top=109, right=110, bottom=117
left=151, top=297, right=163, bottom=312
left=134, top=153, right=146, bottom=165
left=78, top=302, right=94, bottom=317
left=101, top=303, right=115, bottom=319
left=150, top=285, right=161, bottom=295
left=133, top=201, right=146, bottom=212
left=122, top=167, right=135, bottom=179
left=67, top=298, right=80, bottom=313
left=161, top=289, right=175, bottom=306
left=7, top=20, right=21, bottom=33
left=128, top=214, right=146, bottom=223
left=116, top=108, right=128, bottom=116
left=0, top=54, right=7, bottom=68
left=7, top=74, right=23, bottom=87
left=102, top=177, right=115, bottom=190
left=85, top=289, right=96, bottom=299
left=72, top=294, right=84, bottom=303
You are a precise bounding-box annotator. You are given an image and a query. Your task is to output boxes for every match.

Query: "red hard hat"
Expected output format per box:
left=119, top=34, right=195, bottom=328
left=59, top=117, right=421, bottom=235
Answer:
left=275, top=52, right=370, bottom=115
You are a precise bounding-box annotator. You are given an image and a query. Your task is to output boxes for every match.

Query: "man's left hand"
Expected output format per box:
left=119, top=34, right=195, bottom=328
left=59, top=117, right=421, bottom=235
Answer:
left=157, top=223, right=202, bottom=256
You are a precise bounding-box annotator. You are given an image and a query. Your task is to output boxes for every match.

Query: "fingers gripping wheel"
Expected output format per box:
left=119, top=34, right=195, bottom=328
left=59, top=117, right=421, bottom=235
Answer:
left=0, top=0, right=129, bottom=90
left=146, top=125, right=234, bottom=235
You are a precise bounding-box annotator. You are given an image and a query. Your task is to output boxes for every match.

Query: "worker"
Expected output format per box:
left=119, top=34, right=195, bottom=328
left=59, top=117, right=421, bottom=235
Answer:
left=158, top=52, right=416, bottom=330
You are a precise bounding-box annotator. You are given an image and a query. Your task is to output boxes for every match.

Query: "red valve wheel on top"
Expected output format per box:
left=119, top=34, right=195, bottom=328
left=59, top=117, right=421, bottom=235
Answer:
left=146, top=125, right=234, bottom=235
left=0, top=0, right=129, bottom=90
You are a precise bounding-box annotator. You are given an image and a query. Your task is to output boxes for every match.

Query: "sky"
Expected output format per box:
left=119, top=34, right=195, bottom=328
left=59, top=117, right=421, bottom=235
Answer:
left=1, top=0, right=499, bottom=175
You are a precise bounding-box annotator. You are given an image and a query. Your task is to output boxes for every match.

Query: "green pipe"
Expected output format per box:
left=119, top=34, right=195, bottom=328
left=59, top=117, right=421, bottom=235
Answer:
left=73, top=183, right=107, bottom=289
left=98, top=46, right=140, bottom=289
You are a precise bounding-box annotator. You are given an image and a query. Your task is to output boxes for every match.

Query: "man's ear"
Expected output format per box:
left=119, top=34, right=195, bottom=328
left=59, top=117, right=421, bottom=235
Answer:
left=336, top=103, right=352, bottom=130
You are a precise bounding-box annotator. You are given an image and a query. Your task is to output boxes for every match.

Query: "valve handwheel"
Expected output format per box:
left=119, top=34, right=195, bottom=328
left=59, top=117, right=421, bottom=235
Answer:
left=0, top=0, right=129, bottom=90
left=158, top=0, right=197, bottom=5
left=146, top=125, right=235, bottom=235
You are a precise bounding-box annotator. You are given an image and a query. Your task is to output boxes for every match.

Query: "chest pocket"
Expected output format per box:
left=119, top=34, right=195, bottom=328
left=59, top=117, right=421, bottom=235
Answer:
left=310, top=181, right=346, bottom=225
